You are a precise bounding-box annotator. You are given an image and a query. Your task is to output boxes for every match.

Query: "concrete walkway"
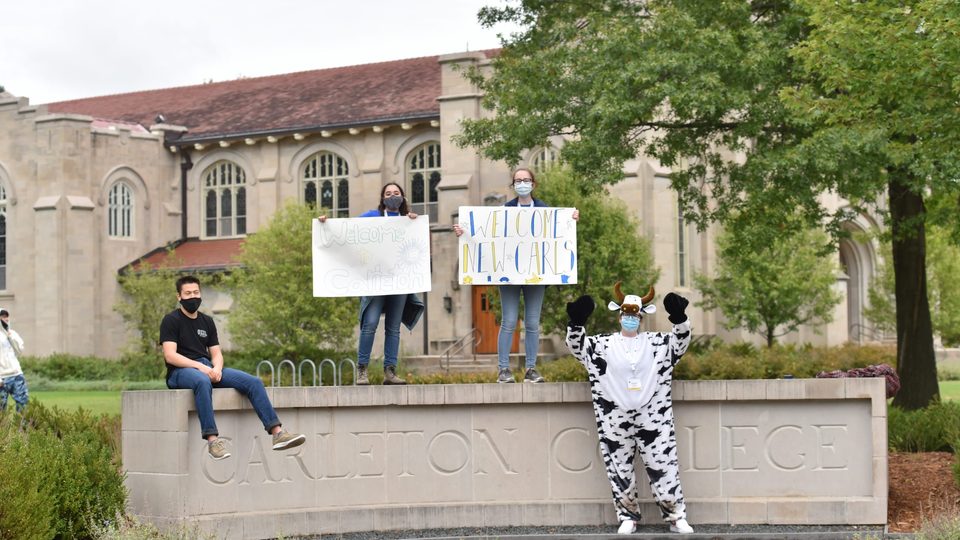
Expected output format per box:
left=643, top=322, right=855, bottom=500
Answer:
left=319, top=524, right=911, bottom=540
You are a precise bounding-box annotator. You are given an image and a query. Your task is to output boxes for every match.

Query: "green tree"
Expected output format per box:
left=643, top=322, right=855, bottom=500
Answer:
left=695, top=214, right=840, bottom=347
left=781, top=0, right=960, bottom=408
left=228, top=202, right=357, bottom=358
left=458, top=0, right=957, bottom=408
left=115, top=258, right=183, bottom=356
left=530, top=167, right=659, bottom=335
left=866, top=226, right=960, bottom=347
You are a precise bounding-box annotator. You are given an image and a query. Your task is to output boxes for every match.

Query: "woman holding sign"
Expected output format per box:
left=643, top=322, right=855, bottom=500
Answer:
left=318, top=182, right=423, bottom=386
left=454, top=168, right=578, bottom=383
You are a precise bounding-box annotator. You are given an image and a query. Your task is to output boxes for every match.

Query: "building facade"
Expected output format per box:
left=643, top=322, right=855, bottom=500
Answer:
left=0, top=51, right=880, bottom=359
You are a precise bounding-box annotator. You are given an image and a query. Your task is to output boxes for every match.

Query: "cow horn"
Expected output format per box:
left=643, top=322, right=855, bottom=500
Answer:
left=640, top=286, right=655, bottom=305
left=613, top=281, right=625, bottom=304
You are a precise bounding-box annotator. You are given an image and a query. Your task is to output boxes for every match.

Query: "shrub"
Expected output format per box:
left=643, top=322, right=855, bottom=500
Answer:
left=92, top=515, right=215, bottom=540
left=0, top=403, right=125, bottom=539
left=916, top=514, right=960, bottom=540
left=21, top=353, right=164, bottom=383
left=888, top=401, right=960, bottom=453
left=0, top=423, right=57, bottom=539
left=675, top=342, right=896, bottom=380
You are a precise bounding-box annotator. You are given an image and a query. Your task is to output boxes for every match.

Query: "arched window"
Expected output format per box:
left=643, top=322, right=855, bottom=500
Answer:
left=302, top=152, right=349, bottom=217
left=202, top=161, right=247, bottom=238
left=406, top=142, right=441, bottom=222
left=0, top=185, right=6, bottom=290
left=531, top=146, right=559, bottom=172
left=107, top=181, right=134, bottom=238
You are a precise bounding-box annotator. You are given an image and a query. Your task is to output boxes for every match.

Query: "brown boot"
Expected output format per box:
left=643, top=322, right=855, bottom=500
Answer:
left=383, top=365, right=407, bottom=385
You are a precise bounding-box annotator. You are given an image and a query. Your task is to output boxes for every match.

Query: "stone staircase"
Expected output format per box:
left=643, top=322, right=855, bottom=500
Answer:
left=404, top=336, right=561, bottom=375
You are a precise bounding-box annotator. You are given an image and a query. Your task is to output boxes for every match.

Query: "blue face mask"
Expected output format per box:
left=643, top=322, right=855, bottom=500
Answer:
left=621, top=315, right=640, bottom=332
left=514, top=181, right=533, bottom=196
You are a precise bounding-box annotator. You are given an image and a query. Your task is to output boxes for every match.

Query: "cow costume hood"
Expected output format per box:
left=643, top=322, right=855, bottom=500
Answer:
left=607, top=282, right=656, bottom=316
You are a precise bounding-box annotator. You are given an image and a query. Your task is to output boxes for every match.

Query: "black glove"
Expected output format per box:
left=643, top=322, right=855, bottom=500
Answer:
left=566, top=295, right=595, bottom=327
left=663, top=292, right=689, bottom=324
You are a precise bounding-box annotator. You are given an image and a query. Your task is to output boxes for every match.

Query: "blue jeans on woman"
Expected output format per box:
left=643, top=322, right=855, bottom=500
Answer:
left=358, top=294, right=406, bottom=368
left=498, top=284, right=546, bottom=370
left=166, top=357, right=281, bottom=440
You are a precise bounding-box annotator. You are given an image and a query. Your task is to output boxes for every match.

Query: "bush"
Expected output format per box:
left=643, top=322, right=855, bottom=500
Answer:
left=675, top=342, right=896, bottom=380
left=0, top=424, right=58, bottom=539
left=21, top=353, right=164, bottom=383
left=888, top=401, right=960, bottom=453
left=92, top=515, right=215, bottom=540
left=915, top=514, right=960, bottom=540
left=0, top=403, right=125, bottom=539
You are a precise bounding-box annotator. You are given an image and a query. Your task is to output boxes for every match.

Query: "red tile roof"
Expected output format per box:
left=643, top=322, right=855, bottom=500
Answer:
left=125, top=238, right=245, bottom=274
left=47, top=55, right=444, bottom=142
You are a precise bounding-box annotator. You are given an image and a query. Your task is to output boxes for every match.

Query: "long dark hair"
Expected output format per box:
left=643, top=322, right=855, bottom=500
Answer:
left=377, top=182, right=410, bottom=215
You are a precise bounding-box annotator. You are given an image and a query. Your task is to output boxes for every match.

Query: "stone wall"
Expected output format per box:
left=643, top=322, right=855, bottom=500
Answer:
left=122, top=378, right=887, bottom=539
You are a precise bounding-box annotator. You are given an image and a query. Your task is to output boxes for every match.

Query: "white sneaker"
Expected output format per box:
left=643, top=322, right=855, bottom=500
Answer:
left=617, top=519, right=637, bottom=534
left=670, top=518, right=694, bottom=534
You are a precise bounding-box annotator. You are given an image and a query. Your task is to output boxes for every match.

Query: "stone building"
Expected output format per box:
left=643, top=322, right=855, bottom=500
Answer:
left=0, top=50, right=880, bottom=359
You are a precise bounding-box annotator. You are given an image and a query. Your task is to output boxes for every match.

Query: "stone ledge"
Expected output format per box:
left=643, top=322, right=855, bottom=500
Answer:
left=143, top=379, right=887, bottom=410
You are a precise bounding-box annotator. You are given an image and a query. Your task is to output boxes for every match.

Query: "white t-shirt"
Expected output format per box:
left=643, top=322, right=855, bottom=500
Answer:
left=0, top=328, right=23, bottom=379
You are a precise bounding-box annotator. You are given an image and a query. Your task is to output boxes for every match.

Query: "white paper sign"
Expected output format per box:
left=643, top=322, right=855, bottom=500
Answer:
left=312, top=216, right=432, bottom=297
left=457, top=206, right=578, bottom=286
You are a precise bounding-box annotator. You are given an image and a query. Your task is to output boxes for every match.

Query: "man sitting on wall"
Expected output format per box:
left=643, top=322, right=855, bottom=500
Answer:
left=160, top=275, right=305, bottom=460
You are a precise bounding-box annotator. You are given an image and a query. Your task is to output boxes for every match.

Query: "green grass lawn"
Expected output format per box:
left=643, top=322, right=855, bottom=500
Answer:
left=30, top=391, right=121, bottom=416
left=940, top=380, right=960, bottom=402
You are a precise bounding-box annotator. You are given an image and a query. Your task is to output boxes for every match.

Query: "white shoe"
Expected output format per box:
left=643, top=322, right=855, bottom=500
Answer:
left=670, top=518, right=694, bottom=534
left=617, top=519, right=637, bottom=534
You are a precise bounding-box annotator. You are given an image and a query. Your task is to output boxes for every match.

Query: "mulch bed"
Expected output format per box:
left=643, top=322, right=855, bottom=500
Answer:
left=888, top=451, right=960, bottom=532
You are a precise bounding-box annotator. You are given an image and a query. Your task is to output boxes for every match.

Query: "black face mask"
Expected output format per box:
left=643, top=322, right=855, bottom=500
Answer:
left=383, top=195, right=404, bottom=210
left=180, top=297, right=202, bottom=314
left=1, top=321, right=7, bottom=330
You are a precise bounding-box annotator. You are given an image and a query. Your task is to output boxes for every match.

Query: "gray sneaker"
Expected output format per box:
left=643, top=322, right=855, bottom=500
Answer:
left=524, top=368, right=545, bottom=383
left=383, top=365, right=407, bottom=385
left=207, top=438, right=231, bottom=460
left=356, top=365, right=369, bottom=385
left=272, top=429, right=306, bottom=451
left=497, top=368, right=515, bottom=383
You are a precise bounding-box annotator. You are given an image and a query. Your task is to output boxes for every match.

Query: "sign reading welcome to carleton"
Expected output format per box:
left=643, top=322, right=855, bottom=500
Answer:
left=312, top=216, right=431, bottom=297
left=457, top=206, right=578, bottom=286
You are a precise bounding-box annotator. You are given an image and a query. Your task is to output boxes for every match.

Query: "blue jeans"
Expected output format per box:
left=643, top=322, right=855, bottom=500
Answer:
left=498, top=284, right=546, bottom=370
left=358, top=294, right=406, bottom=368
left=0, top=374, right=29, bottom=412
left=166, top=358, right=281, bottom=440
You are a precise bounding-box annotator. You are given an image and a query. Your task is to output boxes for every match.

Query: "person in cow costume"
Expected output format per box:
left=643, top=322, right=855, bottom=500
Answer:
left=565, top=283, right=694, bottom=535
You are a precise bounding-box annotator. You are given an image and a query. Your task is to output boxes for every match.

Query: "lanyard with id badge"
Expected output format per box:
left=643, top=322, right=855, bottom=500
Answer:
left=622, top=335, right=646, bottom=392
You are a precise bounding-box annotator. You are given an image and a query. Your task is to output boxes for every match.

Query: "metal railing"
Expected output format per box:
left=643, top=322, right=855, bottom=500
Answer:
left=255, top=358, right=358, bottom=386
left=440, top=328, right=481, bottom=371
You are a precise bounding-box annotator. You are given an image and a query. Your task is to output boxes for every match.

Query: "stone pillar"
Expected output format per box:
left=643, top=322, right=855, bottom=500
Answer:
left=32, top=196, right=64, bottom=354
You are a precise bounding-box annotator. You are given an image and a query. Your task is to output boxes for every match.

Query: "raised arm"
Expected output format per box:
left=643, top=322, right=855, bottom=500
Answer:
left=663, top=292, right=692, bottom=362
left=564, top=295, right=596, bottom=366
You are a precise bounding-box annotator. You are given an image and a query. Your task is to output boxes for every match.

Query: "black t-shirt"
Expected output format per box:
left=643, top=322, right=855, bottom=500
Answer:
left=159, top=308, right=220, bottom=373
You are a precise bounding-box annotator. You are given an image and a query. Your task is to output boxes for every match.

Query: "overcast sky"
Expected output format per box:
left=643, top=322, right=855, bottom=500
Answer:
left=2, top=0, right=518, bottom=104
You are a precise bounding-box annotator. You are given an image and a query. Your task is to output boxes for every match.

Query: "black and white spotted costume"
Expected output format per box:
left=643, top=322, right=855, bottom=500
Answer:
left=565, top=293, right=691, bottom=525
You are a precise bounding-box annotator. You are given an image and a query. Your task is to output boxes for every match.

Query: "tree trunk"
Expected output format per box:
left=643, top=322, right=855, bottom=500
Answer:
left=888, top=176, right=940, bottom=410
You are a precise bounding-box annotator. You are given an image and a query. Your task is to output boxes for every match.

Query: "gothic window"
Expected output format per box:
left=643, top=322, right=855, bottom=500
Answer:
left=0, top=185, right=6, bottom=290
left=202, top=161, right=247, bottom=237
left=531, top=146, right=559, bottom=172
left=406, top=142, right=441, bottom=222
left=107, top=181, right=134, bottom=238
left=302, top=152, right=349, bottom=217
